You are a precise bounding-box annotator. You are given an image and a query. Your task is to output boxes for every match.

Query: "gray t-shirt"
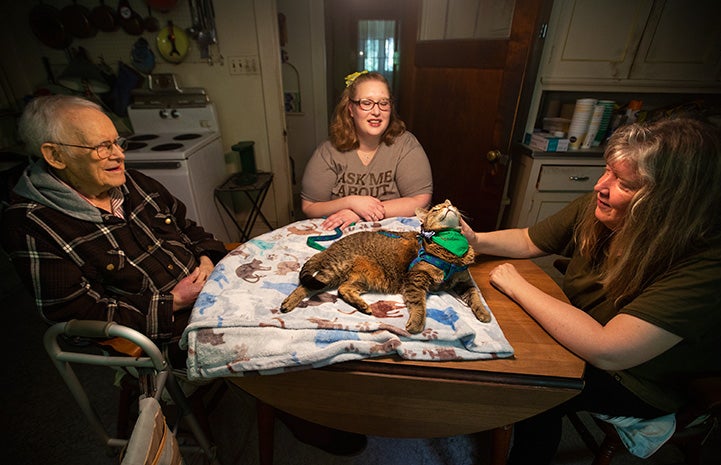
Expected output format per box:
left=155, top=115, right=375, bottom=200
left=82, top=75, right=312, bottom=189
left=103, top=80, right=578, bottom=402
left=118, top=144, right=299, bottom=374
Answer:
left=301, top=131, right=433, bottom=202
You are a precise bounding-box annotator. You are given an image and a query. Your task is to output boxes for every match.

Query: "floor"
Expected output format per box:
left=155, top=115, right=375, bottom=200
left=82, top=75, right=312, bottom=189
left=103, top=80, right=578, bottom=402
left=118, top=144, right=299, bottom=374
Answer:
left=3, top=249, right=719, bottom=465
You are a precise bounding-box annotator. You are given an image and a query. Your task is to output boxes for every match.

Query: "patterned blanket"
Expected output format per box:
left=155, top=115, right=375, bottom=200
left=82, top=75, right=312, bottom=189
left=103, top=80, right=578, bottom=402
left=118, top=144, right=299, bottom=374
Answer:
left=180, top=217, right=514, bottom=379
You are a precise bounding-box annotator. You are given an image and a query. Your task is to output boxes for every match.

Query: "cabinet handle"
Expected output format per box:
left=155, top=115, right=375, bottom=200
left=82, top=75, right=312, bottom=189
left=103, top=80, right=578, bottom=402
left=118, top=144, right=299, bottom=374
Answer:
left=569, top=176, right=590, bottom=182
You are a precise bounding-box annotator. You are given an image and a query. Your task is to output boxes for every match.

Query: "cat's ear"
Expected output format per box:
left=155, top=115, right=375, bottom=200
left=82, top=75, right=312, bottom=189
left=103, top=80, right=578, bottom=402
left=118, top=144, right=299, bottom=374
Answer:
left=415, top=206, right=428, bottom=219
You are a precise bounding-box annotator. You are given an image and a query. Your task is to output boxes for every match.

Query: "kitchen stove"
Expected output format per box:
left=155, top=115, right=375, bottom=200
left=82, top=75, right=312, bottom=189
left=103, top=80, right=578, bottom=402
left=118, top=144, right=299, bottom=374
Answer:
left=124, top=87, right=235, bottom=242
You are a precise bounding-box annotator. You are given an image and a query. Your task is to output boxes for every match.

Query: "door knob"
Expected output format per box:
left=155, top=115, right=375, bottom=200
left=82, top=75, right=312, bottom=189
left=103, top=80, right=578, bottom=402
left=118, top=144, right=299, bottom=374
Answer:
left=487, top=150, right=502, bottom=162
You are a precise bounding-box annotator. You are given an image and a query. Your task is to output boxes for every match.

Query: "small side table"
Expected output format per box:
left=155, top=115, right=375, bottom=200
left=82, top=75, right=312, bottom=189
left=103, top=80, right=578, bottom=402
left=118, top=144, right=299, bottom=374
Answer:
left=215, top=172, right=273, bottom=242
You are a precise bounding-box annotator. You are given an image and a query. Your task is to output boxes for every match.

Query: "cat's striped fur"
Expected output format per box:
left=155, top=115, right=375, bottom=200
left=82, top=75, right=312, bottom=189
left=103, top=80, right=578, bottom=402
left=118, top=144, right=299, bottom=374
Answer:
left=280, top=200, right=491, bottom=333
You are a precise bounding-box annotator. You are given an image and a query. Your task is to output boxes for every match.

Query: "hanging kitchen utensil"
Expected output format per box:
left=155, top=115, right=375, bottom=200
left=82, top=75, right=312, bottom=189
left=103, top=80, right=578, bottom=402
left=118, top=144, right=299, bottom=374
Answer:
left=131, top=37, right=155, bottom=74
left=143, top=5, right=160, bottom=32
left=89, top=0, right=118, bottom=32
left=186, top=0, right=200, bottom=38
left=118, top=0, right=144, bottom=35
left=156, top=21, right=188, bottom=64
left=192, top=0, right=221, bottom=64
left=29, top=1, right=73, bottom=50
left=60, top=0, right=97, bottom=39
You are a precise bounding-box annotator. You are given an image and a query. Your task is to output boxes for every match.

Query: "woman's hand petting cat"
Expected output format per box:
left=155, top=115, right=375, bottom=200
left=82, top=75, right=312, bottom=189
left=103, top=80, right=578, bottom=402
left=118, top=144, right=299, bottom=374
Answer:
left=488, top=262, right=528, bottom=300
left=460, top=218, right=478, bottom=247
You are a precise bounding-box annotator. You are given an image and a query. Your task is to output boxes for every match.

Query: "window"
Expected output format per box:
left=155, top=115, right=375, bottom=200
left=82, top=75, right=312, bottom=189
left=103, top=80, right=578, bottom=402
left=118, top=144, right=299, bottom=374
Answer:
left=357, top=20, right=398, bottom=90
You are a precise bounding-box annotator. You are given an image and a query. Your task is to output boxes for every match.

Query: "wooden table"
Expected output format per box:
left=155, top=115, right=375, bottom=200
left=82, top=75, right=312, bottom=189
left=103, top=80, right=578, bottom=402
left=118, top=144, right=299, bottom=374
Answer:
left=229, top=258, right=585, bottom=463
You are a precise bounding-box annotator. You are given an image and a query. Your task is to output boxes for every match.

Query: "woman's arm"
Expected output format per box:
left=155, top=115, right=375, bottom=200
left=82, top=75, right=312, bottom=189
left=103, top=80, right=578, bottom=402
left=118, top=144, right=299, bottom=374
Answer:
left=381, top=193, right=432, bottom=218
left=302, top=196, right=384, bottom=230
left=461, top=220, right=546, bottom=258
left=488, top=263, right=682, bottom=370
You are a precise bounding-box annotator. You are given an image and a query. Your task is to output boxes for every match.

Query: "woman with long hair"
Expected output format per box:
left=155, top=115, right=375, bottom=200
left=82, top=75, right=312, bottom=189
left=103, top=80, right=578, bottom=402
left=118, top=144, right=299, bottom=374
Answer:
left=461, top=117, right=721, bottom=464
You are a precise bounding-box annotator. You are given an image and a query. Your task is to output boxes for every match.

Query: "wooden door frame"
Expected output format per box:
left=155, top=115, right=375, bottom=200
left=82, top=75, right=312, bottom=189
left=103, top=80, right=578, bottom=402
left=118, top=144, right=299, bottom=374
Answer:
left=325, top=0, right=421, bottom=118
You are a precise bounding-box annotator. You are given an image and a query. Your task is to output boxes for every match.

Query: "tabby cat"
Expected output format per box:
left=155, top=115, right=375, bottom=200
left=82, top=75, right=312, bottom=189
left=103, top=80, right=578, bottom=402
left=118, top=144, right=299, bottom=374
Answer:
left=280, top=200, right=491, bottom=333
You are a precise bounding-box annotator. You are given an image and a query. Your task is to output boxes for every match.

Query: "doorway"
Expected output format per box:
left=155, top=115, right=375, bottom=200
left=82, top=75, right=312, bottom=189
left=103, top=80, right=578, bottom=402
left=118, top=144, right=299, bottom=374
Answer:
left=325, top=0, right=417, bottom=118
left=285, top=0, right=550, bottom=230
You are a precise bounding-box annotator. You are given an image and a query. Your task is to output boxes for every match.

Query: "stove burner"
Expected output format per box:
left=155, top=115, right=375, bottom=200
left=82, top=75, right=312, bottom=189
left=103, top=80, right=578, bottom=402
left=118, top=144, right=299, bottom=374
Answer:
left=152, top=143, right=185, bottom=151
left=128, top=134, right=160, bottom=141
left=174, top=133, right=202, bottom=141
left=126, top=141, right=148, bottom=151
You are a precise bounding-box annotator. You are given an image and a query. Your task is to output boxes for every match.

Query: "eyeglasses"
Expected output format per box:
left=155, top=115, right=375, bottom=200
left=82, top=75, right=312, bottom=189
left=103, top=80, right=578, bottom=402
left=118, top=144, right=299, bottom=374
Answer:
left=53, top=137, right=128, bottom=160
left=350, top=98, right=392, bottom=112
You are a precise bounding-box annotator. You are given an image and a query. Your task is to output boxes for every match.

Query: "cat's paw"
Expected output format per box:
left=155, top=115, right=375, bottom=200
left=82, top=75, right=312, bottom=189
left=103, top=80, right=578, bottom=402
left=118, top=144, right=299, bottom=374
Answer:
left=472, top=305, right=492, bottom=323
left=351, top=302, right=372, bottom=315
left=405, top=314, right=426, bottom=334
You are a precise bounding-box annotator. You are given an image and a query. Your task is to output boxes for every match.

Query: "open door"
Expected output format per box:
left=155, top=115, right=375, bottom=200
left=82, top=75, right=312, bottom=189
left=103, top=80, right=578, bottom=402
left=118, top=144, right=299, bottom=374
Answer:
left=403, top=0, right=552, bottom=231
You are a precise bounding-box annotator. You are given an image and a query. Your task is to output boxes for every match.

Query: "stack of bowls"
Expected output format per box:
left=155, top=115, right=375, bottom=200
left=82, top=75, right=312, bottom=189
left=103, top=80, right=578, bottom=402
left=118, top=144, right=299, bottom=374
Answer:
left=592, top=100, right=616, bottom=147
left=581, top=104, right=607, bottom=149
left=567, top=98, right=598, bottom=150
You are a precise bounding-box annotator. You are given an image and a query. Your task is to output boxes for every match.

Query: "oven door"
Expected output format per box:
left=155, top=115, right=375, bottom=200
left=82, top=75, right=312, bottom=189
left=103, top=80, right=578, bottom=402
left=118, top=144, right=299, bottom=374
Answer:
left=125, top=160, right=200, bottom=223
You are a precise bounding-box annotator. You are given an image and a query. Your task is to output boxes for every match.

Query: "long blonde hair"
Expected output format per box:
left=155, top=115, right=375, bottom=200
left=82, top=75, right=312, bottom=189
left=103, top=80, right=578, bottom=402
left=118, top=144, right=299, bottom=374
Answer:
left=575, top=118, right=721, bottom=306
left=329, top=71, right=406, bottom=152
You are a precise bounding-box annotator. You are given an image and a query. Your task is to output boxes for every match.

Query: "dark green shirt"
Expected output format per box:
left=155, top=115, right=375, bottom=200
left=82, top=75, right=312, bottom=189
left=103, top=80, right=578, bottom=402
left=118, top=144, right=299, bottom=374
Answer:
left=529, top=193, right=721, bottom=412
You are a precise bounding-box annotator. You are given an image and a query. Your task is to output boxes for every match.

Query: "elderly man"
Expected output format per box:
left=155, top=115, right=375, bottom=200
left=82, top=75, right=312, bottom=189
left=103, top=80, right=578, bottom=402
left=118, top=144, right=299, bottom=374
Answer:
left=1, top=95, right=228, bottom=364
left=2, top=95, right=367, bottom=456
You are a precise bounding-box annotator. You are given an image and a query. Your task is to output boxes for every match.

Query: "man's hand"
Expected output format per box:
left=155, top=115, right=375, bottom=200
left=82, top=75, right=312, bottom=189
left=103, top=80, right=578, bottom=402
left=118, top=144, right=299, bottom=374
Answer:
left=170, top=267, right=207, bottom=311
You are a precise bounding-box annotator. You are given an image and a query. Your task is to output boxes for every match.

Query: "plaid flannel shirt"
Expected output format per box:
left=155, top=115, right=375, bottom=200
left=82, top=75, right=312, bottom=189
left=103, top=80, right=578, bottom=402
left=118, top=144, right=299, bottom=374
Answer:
left=2, top=169, right=227, bottom=342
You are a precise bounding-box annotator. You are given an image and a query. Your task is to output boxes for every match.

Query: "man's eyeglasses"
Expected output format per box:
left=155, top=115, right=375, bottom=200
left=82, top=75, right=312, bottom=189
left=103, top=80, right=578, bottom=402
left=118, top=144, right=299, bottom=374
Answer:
left=53, top=137, right=128, bottom=160
left=350, top=98, right=392, bottom=112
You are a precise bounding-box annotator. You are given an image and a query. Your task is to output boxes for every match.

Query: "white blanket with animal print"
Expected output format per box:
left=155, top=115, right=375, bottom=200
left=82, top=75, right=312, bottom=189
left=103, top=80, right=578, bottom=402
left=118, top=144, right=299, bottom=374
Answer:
left=180, top=217, right=514, bottom=379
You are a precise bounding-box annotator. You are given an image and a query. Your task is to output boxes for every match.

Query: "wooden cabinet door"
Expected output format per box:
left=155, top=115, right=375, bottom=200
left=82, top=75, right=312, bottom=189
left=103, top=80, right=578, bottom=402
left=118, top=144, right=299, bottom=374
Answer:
left=629, top=0, right=721, bottom=82
left=541, top=0, right=654, bottom=81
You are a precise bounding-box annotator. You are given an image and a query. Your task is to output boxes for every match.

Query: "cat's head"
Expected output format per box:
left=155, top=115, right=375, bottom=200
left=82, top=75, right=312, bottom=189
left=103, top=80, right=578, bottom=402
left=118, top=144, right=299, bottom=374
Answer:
left=415, top=200, right=461, bottom=232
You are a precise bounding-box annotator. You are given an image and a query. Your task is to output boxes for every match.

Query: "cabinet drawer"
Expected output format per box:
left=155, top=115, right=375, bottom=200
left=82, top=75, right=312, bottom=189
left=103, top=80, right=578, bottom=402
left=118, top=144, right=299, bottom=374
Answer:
left=537, top=165, right=605, bottom=192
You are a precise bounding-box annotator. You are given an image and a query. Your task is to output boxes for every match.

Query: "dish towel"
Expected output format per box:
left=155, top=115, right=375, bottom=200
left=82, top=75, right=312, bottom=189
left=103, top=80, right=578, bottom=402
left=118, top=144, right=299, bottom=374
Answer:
left=593, top=413, right=676, bottom=458
left=180, top=217, right=514, bottom=379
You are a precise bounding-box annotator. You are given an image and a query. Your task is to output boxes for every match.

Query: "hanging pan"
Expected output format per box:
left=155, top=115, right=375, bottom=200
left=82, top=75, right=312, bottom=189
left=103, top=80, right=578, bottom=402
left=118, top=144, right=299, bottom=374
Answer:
left=89, top=0, right=118, bottom=32
left=29, top=2, right=72, bottom=50
left=60, top=0, right=97, bottom=39
left=117, top=0, right=144, bottom=35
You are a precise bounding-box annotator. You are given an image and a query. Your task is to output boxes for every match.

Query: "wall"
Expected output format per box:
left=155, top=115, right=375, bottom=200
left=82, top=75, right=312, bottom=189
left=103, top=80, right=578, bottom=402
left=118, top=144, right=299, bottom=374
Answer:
left=277, top=0, right=328, bottom=216
left=0, top=0, right=292, bottom=229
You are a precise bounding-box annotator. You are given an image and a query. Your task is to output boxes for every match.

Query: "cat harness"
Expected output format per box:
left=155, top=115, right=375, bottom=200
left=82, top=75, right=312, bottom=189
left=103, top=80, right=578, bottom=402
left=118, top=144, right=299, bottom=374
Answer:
left=408, top=229, right=469, bottom=280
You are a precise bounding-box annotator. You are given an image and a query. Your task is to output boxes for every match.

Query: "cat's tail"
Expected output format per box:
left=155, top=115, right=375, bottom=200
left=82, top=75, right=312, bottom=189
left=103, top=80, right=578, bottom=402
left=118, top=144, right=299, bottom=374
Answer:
left=281, top=257, right=341, bottom=313
left=298, top=253, right=346, bottom=290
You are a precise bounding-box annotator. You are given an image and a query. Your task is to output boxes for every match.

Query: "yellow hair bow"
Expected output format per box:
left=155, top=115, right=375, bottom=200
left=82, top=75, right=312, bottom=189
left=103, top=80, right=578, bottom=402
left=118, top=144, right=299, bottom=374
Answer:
left=344, top=70, right=368, bottom=87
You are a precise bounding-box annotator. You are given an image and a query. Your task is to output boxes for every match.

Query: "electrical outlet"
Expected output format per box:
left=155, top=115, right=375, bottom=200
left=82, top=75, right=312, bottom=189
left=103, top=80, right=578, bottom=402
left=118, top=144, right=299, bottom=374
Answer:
left=229, top=56, right=259, bottom=75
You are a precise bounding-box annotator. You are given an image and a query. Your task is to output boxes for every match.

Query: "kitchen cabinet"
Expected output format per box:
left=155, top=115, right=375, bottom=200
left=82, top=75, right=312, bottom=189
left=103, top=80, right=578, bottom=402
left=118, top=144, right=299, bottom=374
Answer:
left=540, top=0, right=721, bottom=90
left=504, top=145, right=605, bottom=228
